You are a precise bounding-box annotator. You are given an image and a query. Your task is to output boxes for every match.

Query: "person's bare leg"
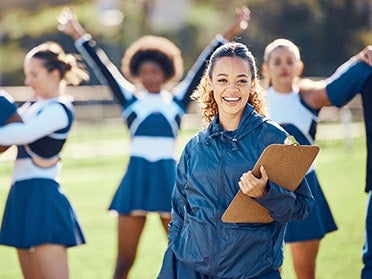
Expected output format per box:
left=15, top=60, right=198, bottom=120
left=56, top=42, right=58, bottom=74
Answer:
left=18, top=244, right=69, bottom=279
left=18, top=249, right=41, bottom=279
left=289, top=239, right=320, bottom=279
left=35, top=244, right=69, bottom=279
left=113, top=215, right=146, bottom=279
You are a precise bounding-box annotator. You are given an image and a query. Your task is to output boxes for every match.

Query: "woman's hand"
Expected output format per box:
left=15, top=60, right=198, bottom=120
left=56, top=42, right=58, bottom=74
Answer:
left=238, top=166, right=268, bottom=198
left=353, top=45, right=372, bottom=66
left=222, top=6, right=251, bottom=41
left=57, top=7, right=86, bottom=41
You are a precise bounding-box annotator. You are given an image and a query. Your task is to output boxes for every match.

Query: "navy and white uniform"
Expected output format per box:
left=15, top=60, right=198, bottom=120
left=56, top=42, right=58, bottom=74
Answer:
left=266, top=86, right=337, bottom=242
left=326, top=61, right=372, bottom=278
left=0, top=89, right=17, bottom=126
left=75, top=34, right=226, bottom=215
left=0, top=96, right=85, bottom=249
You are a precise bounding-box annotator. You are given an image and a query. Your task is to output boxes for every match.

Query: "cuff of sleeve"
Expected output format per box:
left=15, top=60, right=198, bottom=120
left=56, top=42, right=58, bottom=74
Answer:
left=256, top=182, right=274, bottom=202
left=256, top=181, right=292, bottom=203
left=75, top=33, right=92, bottom=47
left=215, top=34, right=228, bottom=44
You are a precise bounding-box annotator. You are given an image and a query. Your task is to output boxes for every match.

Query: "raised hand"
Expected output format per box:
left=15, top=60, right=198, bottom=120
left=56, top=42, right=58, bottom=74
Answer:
left=57, top=7, right=86, bottom=40
left=222, top=6, right=251, bottom=41
left=354, top=45, right=372, bottom=66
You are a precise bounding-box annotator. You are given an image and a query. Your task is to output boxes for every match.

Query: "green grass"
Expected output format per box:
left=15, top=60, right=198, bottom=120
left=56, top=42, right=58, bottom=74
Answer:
left=0, top=121, right=368, bottom=278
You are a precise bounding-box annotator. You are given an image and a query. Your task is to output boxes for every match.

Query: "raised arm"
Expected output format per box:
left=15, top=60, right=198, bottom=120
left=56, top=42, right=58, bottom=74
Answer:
left=300, top=45, right=372, bottom=109
left=57, top=8, right=135, bottom=107
left=173, top=6, right=251, bottom=109
left=221, top=6, right=250, bottom=42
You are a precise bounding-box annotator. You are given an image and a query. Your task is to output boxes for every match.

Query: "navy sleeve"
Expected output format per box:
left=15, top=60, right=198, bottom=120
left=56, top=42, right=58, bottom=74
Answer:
left=0, top=92, right=17, bottom=126
left=168, top=146, right=189, bottom=242
left=326, top=61, right=372, bottom=107
left=173, top=35, right=227, bottom=110
left=75, top=35, right=136, bottom=108
left=256, top=177, right=315, bottom=225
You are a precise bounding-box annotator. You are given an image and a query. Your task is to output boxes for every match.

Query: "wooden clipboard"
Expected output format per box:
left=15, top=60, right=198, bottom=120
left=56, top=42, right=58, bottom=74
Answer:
left=221, top=144, right=320, bottom=223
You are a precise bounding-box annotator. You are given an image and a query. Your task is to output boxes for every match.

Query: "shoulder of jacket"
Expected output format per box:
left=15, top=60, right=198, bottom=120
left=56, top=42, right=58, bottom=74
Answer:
left=183, top=129, right=208, bottom=149
left=259, top=120, right=288, bottom=142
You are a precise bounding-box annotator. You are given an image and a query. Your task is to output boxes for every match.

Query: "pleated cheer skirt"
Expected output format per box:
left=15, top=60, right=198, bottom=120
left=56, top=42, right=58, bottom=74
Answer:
left=0, top=178, right=85, bottom=249
left=284, top=170, right=338, bottom=242
left=109, top=157, right=176, bottom=215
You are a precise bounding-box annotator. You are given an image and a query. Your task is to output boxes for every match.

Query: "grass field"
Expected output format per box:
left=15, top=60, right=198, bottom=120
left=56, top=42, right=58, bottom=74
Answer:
left=0, top=120, right=368, bottom=278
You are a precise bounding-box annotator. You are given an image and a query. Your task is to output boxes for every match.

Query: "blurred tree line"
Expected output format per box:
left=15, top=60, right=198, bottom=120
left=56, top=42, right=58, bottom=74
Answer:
left=0, top=0, right=370, bottom=86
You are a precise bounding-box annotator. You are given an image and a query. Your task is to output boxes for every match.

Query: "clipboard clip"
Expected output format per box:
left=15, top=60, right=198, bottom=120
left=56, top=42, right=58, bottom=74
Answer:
left=284, top=135, right=299, bottom=146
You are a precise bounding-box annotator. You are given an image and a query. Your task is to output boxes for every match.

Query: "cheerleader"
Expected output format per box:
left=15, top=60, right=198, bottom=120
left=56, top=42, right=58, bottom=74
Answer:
left=262, top=38, right=338, bottom=279
left=58, top=6, right=250, bottom=279
left=0, top=41, right=88, bottom=279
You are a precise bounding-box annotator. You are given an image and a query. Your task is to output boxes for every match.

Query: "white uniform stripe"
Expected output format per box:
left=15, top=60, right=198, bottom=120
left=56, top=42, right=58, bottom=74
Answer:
left=12, top=158, right=60, bottom=183
left=130, top=137, right=175, bottom=161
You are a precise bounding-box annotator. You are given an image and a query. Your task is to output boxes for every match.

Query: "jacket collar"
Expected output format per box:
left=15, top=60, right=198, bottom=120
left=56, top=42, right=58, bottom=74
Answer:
left=208, top=104, right=266, bottom=138
left=204, top=104, right=267, bottom=150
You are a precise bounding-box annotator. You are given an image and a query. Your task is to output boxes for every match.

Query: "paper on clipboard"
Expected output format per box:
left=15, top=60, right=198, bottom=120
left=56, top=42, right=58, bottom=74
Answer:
left=221, top=144, right=320, bottom=223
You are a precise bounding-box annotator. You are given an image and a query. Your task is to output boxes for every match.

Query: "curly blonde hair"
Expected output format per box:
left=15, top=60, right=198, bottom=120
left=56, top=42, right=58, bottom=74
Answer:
left=121, top=35, right=184, bottom=84
left=192, top=42, right=267, bottom=126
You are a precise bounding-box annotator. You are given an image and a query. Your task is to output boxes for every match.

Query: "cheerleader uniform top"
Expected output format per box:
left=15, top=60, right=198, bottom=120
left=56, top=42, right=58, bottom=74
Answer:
left=74, top=34, right=227, bottom=215
left=0, top=96, right=74, bottom=180
left=266, top=86, right=337, bottom=242
left=0, top=89, right=17, bottom=125
left=0, top=95, right=86, bottom=249
left=266, top=87, right=318, bottom=155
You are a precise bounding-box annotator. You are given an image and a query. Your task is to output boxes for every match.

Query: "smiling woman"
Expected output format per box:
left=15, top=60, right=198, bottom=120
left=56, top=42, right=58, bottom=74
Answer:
left=209, top=56, right=255, bottom=131
left=192, top=42, right=267, bottom=128
left=157, top=42, right=314, bottom=279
